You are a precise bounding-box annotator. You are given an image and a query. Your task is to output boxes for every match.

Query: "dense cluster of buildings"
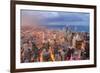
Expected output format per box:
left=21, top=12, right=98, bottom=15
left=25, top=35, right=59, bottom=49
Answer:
left=21, top=25, right=89, bottom=63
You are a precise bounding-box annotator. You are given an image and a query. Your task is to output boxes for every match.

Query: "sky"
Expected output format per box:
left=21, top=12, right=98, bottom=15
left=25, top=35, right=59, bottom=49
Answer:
left=21, top=10, right=90, bottom=27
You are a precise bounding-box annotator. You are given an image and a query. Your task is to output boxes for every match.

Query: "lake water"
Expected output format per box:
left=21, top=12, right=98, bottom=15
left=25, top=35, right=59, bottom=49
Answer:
left=44, top=25, right=89, bottom=32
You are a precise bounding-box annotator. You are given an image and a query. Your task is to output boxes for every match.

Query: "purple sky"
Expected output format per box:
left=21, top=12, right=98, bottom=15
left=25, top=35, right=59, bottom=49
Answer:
left=21, top=10, right=90, bottom=26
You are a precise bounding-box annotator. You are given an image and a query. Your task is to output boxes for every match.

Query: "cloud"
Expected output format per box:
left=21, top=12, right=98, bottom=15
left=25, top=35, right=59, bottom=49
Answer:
left=21, top=10, right=90, bottom=26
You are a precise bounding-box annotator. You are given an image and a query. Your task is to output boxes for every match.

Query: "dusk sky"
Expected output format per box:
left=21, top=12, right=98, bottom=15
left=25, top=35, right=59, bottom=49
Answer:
left=21, top=10, right=90, bottom=26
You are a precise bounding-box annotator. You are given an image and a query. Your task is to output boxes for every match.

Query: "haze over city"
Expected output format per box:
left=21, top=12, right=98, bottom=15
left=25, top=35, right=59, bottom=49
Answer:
left=20, top=10, right=90, bottom=63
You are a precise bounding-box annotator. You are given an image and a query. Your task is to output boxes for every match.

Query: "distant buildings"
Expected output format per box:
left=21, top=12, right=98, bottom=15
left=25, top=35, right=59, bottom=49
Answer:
left=21, top=24, right=90, bottom=62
